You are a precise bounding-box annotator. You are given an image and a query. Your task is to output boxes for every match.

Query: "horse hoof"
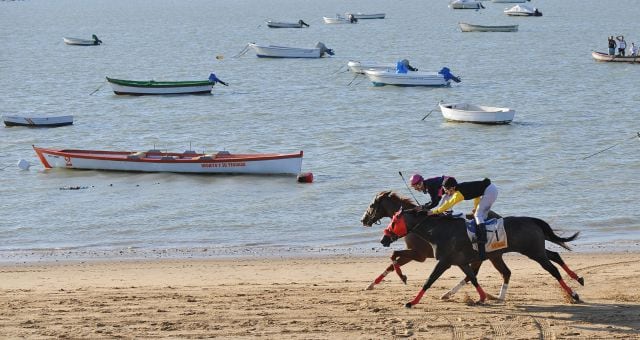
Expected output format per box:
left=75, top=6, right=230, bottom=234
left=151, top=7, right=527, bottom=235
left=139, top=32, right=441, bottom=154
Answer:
left=572, top=293, right=581, bottom=302
left=405, top=302, right=413, bottom=308
left=401, top=275, right=408, bottom=284
left=577, top=277, right=584, bottom=286
left=365, top=284, right=375, bottom=291
left=440, top=292, right=452, bottom=300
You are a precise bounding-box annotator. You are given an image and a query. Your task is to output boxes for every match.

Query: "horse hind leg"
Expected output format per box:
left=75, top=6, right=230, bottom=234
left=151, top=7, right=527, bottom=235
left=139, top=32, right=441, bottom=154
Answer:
left=547, top=249, right=584, bottom=286
left=532, top=255, right=581, bottom=303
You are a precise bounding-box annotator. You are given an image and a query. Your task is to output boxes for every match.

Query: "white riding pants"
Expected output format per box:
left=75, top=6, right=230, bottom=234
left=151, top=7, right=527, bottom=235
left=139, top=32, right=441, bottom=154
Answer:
left=474, top=183, right=498, bottom=225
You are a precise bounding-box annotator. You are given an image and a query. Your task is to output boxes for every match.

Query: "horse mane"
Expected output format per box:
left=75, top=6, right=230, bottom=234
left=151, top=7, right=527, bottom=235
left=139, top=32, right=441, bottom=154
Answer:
left=378, top=190, right=418, bottom=208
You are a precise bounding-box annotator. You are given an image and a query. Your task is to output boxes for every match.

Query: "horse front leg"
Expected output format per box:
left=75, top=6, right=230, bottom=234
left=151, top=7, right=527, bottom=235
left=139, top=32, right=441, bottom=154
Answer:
left=440, top=260, right=482, bottom=300
left=390, top=249, right=427, bottom=284
left=366, top=256, right=413, bottom=290
left=406, top=260, right=451, bottom=308
left=547, top=249, right=584, bottom=286
left=458, top=263, right=487, bottom=303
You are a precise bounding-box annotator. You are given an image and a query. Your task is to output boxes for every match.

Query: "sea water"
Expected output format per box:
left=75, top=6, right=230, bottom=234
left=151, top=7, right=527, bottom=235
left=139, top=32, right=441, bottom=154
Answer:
left=1, top=0, right=639, bottom=262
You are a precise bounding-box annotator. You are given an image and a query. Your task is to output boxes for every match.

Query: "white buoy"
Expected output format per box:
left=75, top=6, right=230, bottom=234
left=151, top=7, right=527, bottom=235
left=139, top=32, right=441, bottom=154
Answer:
left=17, top=159, right=31, bottom=170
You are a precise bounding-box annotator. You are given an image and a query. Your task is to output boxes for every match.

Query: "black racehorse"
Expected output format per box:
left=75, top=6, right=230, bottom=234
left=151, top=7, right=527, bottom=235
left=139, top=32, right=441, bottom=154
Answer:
left=381, top=207, right=581, bottom=307
left=361, top=190, right=584, bottom=300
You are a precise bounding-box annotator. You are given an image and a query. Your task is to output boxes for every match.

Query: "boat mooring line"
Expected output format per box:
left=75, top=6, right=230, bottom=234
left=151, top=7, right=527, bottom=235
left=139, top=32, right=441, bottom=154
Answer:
left=582, top=132, right=640, bottom=160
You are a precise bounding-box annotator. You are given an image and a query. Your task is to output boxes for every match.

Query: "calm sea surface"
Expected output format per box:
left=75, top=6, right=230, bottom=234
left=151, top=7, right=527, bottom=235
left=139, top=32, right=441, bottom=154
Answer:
left=1, top=0, right=639, bottom=262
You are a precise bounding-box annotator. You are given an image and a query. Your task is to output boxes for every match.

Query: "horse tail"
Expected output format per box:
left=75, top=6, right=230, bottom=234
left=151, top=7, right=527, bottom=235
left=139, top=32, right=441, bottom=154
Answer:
left=530, top=217, right=579, bottom=251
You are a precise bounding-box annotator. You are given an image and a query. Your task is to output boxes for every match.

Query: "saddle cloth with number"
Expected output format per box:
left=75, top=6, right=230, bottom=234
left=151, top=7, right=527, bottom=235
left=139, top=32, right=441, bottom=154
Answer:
left=465, top=218, right=508, bottom=253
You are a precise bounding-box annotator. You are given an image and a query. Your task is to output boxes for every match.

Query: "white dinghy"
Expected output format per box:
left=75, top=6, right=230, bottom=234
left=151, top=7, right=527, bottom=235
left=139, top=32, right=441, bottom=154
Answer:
left=449, top=0, right=484, bottom=9
left=439, top=103, right=515, bottom=124
left=323, top=14, right=358, bottom=24
left=364, top=67, right=460, bottom=87
left=504, top=4, right=542, bottom=16
left=266, top=20, right=309, bottom=28
left=247, top=42, right=334, bottom=58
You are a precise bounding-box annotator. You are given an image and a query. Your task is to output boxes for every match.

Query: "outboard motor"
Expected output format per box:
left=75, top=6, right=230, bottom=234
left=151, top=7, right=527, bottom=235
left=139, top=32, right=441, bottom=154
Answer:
left=438, top=67, right=461, bottom=83
left=298, top=19, right=309, bottom=27
left=208, top=73, right=229, bottom=86
left=348, top=14, right=358, bottom=23
left=533, top=8, right=542, bottom=16
left=92, top=34, right=102, bottom=45
left=316, top=42, right=334, bottom=57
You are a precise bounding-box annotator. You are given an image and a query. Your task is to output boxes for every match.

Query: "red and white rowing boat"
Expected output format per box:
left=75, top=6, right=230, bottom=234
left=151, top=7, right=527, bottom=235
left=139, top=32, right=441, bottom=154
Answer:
left=33, top=146, right=303, bottom=175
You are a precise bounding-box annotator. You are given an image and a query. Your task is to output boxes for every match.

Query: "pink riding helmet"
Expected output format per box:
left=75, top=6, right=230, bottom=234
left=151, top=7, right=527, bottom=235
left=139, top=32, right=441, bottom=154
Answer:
left=410, top=174, right=423, bottom=185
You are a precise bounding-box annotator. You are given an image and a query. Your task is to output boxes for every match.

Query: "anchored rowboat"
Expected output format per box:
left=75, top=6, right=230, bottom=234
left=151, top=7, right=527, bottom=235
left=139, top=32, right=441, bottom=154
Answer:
left=32, top=146, right=304, bottom=175
left=106, top=73, right=227, bottom=95
left=266, top=20, right=309, bottom=28
left=345, top=12, right=385, bottom=19
left=439, top=103, right=515, bottom=124
left=449, top=0, right=484, bottom=9
left=63, top=34, right=102, bottom=46
left=591, top=51, right=640, bottom=63
left=459, top=22, right=518, bottom=32
left=247, top=42, right=334, bottom=58
left=3, top=115, right=73, bottom=127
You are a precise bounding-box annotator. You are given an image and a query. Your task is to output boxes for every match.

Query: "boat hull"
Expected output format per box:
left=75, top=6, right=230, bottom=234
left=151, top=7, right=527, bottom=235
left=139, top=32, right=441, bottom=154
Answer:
left=33, top=147, right=304, bottom=175
left=450, top=1, right=484, bottom=9
left=346, top=13, right=385, bottom=19
left=63, top=37, right=100, bottom=46
left=106, top=77, right=214, bottom=95
left=592, top=51, right=640, bottom=63
left=459, top=22, right=518, bottom=32
left=364, top=70, right=451, bottom=87
left=323, top=16, right=357, bottom=24
left=3, top=115, right=73, bottom=127
left=266, top=21, right=305, bottom=28
left=248, top=43, right=322, bottom=58
left=439, top=103, right=515, bottom=124
left=347, top=61, right=396, bottom=74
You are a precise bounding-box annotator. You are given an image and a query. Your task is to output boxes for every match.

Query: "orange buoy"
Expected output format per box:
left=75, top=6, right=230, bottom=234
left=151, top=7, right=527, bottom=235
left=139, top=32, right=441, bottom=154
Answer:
left=297, top=172, right=313, bottom=183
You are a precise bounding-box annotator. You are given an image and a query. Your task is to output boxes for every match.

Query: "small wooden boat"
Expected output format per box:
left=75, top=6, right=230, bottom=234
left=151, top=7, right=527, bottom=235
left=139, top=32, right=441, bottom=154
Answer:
left=266, top=20, right=309, bottom=28
left=591, top=51, right=640, bottom=63
left=323, top=14, right=358, bottom=24
left=33, top=146, right=304, bottom=175
left=504, top=4, right=542, bottom=16
left=345, top=12, right=385, bottom=19
left=347, top=60, right=397, bottom=74
left=449, top=0, right=484, bottom=10
left=439, top=103, right=515, bottom=124
left=105, top=73, right=227, bottom=95
left=364, top=67, right=460, bottom=87
left=63, top=35, right=102, bottom=46
left=3, top=115, right=73, bottom=127
left=247, top=42, right=334, bottom=58
left=459, top=22, right=518, bottom=32
left=492, top=0, right=528, bottom=3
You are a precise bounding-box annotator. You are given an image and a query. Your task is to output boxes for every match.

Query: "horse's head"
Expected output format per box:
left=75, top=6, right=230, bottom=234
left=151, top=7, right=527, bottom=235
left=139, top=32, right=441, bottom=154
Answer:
left=361, top=191, right=417, bottom=227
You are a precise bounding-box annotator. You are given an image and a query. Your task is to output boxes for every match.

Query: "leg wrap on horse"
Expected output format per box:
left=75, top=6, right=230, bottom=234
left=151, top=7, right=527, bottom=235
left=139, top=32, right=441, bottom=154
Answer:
left=477, top=223, right=487, bottom=260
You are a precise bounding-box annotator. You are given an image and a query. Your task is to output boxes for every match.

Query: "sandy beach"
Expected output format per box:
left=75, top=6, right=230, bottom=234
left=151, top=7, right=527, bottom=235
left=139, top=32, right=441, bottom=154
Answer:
left=1, top=252, right=640, bottom=339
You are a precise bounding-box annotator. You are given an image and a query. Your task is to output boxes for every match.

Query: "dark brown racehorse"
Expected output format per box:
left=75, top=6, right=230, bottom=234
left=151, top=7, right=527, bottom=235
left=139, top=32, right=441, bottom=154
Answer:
left=381, top=207, right=581, bottom=307
left=361, top=191, right=584, bottom=300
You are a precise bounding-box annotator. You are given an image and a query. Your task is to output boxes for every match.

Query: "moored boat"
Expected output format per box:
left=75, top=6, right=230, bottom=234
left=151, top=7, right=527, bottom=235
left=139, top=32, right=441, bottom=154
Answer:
left=247, top=42, right=334, bottom=58
left=504, top=4, right=542, bottom=16
left=591, top=51, right=640, bottom=63
left=439, top=103, right=515, bottom=124
left=450, top=0, right=484, bottom=9
left=32, top=146, right=304, bottom=175
left=63, top=35, right=102, bottom=46
left=364, top=67, right=460, bottom=87
left=459, top=22, right=518, bottom=32
left=345, top=12, right=385, bottom=19
left=3, top=115, right=73, bottom=127
left=266, top=20, right=309, bottom=28
left=106, top=73, right=227, bottom=95
left=347, top=60, right=397, bottom=74
left=492, top=0, right=528, bottom=3
left=323, top=14, right=358, bottom=24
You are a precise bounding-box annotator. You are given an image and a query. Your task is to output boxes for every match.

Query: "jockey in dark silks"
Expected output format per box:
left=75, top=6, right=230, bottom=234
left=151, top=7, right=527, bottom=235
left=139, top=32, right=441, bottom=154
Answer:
left=428, top=177, right=498, bottom=260
left=409, top=174, right=450, bottom=210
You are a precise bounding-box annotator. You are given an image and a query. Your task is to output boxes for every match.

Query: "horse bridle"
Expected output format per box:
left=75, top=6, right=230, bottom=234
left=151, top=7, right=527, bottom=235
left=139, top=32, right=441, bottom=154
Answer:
left=364, top=198, right=384, bottom=225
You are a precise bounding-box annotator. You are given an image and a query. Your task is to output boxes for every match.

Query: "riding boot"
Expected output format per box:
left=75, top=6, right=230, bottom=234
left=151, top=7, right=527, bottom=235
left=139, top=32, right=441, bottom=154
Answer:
left=476, top=223, right=487, bottom=261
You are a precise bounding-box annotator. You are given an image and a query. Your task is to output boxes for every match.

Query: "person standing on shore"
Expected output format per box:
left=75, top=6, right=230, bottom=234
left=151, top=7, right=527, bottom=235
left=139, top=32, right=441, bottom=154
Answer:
left=608, top=36, right=617, bottom=56
left=630, top=42, right=638, bottom=57
left=616, top=35, right=627, bottom=56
